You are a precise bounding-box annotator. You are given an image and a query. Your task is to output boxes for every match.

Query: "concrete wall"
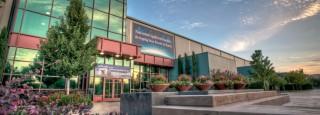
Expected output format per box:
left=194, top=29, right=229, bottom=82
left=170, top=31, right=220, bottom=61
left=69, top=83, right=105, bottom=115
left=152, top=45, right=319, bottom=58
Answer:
left=208, top=53, right=237, bottom=73
left=0, top=0, right=13, bottom=29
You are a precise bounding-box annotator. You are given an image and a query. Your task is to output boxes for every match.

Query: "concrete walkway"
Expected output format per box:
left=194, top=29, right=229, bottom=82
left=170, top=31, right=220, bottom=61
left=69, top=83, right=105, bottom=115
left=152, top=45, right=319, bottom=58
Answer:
left=284, top=89, right=320, bottom=109
left=90, top=102, right=120, bottom=114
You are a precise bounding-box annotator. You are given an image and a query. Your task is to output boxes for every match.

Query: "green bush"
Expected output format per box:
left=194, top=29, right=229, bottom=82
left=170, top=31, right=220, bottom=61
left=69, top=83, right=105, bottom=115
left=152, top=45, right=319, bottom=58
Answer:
left=247, top=80, right=264, bottom=89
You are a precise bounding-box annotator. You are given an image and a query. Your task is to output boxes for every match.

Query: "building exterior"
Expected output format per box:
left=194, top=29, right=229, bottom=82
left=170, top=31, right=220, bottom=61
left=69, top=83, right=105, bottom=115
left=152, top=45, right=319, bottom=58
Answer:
left=0, top=0, right=250, bottom=102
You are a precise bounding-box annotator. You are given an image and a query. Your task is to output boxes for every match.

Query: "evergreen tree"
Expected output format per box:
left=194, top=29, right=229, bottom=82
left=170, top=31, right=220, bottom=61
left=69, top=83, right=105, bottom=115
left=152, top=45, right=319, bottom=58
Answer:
left=184, top=53, right=191, bottom=75
left=0, top=27, right=8, bottom=81
left=250, top=50, right=275, bottom=90
left=178, top=55, right=183, bottom=75
left=40, top=0, right=97, bottom=94
left=191, top=51, right=198, bottom=78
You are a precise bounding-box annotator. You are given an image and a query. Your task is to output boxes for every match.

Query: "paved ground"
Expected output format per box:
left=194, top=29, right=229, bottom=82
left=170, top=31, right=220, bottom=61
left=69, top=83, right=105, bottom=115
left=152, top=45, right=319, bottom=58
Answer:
left=283, top=89, right=320, bottom=109
left=90, top=102, right=120, bottom=114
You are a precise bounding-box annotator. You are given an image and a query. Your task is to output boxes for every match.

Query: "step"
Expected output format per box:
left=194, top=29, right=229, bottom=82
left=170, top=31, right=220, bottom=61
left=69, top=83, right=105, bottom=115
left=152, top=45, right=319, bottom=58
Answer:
left=165, top=91, right=278, bottom=107
left=153, top=95, right=305, bottom=115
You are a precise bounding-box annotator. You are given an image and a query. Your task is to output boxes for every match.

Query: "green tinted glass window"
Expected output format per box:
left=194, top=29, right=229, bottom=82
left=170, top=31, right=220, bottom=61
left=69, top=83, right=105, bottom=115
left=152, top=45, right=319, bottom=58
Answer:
left=13, top=61, right=32, bottom=73
left=26, top=0, right=52, bottom=15
left=15, top=48, right=39, bottom=61
left=93, top=10, right=108, bottom=30
left=115, top=58, right=123, bottom=66
left=50, top=17, right=60, bottom=27
left=13, top=10, right=23, bottom=33
left=110, top=0, right=123, bottom=17
left=124, top=59, right=130, bottom=67
left=94, top=77, right=103, bottom=95
left=19, top=0, right=26, bottom=8
left=21, top=11, right=49, bottom=38
left=108, top=32, right=122, bottom=41
left=106, top=57, right=114, bottom=65
left=85, top=7, right=93, bottom=26
left=91, top=28, right=108, bottom=39
left=109, top=15, right=122, bottom=34
left=96, top=56, right=104, bottom=64
left=83, top=0, right=93, bottom=7
left=52, top=0, right=69, bottom=17
left=95, top=0, right=109, bottom=13
left=7, top=47, right=16, bottom=60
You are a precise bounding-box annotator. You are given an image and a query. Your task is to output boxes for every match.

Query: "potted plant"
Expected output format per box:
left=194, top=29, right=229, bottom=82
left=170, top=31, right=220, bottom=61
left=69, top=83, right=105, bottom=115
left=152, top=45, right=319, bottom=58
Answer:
left=149, top=74, right=169, bottom=92
left=233, top=74, right=246, bottom=89
left=194, top=75, right=213, bottom=91
left=213, top=76, right=227, bottom=90
left=171, top=74, right=193, bottom=91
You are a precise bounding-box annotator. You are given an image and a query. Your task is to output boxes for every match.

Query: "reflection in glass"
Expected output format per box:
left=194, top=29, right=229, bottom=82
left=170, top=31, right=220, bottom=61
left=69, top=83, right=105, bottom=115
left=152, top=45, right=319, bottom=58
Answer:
left=7, top=47, right=16, bottom=60
left=95, top=0, right=109, bottom=13
left=96, top=56, right=104, bottom=64
left=93, top=10, right=108, bottom=30
left=26, top=0, right=52, bottom=15
left=91, top=28, right=108, bottom=39
left=109, top=15, right=122, bottom=34
left=108, top=32, right=122, bottom=41
left=13, top=10, right=23, bottom=33
left=52, top=0, right=68, bottom=17
left=110, top=0, right=123, bottom=17
left=15, top=48, right=39, bottom=61
left=21, top=11, right=49, bottom=38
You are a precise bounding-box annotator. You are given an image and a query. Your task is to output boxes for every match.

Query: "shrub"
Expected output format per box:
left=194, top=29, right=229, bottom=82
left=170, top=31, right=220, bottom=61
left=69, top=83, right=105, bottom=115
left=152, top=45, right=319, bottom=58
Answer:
left=193, top=75, right=213, bottom=85
left=170, top=74, right=192, bottom=87
left=150, top=74, right=168, bottom=84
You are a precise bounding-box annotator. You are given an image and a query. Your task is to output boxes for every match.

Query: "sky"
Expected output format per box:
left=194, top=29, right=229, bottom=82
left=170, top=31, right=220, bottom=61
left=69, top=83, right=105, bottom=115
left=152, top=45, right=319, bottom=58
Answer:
left=127, top=0, right=320, bottom=74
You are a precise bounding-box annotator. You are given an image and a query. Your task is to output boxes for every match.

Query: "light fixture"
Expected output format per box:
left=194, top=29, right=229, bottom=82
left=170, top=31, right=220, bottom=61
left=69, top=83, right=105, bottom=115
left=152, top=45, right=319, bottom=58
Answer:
left=99, top=51, right=104, bottom=55
left=129, top=57, right=133, bottom=60
left=115, top=54, right=120, bottom=57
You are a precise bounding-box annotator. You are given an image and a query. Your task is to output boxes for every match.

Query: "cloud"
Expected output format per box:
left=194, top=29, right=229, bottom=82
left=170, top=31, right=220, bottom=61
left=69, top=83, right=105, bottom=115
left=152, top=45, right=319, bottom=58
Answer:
left=223, top=0, right=320, bottom=52
left=180, top=21, right=206, bottom=30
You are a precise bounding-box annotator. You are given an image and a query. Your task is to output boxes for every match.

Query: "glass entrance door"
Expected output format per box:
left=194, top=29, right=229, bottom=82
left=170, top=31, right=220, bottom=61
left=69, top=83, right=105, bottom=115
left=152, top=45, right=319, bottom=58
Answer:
left=103, top=78, right=123, bottom=101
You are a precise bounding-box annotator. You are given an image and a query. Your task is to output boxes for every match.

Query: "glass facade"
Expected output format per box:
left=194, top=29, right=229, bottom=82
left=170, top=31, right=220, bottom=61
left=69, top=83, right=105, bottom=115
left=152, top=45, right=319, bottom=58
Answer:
left=14, top=0, right=127, bottom=41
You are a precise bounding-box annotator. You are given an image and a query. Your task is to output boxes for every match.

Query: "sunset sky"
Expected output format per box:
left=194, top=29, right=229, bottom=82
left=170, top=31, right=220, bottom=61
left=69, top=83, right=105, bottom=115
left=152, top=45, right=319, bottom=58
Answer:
left=128, top=0, right=320, bottom=74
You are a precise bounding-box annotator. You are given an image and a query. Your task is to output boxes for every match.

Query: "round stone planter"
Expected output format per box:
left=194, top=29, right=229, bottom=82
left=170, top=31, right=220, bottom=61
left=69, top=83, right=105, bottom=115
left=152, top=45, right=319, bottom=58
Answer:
left=214, top=83, right=226, bottom=90
left=234, top=83, right=246, bottom=89
left=149, top=84, right=170, bottom=92
left=195, top=83, right=213, bottom=91
left=175, top=85, right=192, bottom=91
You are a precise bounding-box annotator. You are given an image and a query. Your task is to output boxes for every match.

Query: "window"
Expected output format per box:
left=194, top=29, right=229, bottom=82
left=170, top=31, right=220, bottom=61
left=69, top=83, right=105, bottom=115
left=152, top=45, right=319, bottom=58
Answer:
left=85, top=7, right=93, bottom=26
left=19, top=0, right=26, bottom=8
left=115, top=58, right=123, bottom=66
left=21, top=11, right=49, bottom=38
left=124, top=59, right=130, bottom=67
left=109, top=15, right=122, bottom=34
left=83, top=0, right=93, bottom=8
left=91, top=28, right=108, bottom=39
left=96, top=56, right=104, bottom=64
left=110, top=0, right=123, bottom=17
left=13, top=10, right=23, bottom=33
left=13, top=61, right=32, bottom=73
left=7, top=47, right=16, bottom=60
left=26, top=0, right=52, bottom=15
left=15, top=48, right=39, bottom=61
left=108, top=32, right=122, bottom=41
left=106, top=57, right=114, bottom=65
left=52, top=0, right=69, bottom=17
left=92, top=10, right=108, bottom=30
left=50, top=17, right=60, bottom=27
left=95, top=0, right=109, bottom=13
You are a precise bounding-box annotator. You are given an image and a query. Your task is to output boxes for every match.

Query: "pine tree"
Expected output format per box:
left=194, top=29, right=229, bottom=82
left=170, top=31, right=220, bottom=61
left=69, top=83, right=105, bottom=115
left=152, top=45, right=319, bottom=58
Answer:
left=250, top=50, right=275, bottom=90
left=40, top=0, right=97, bottom=94
left=184, top=53, right=191, bottom=75
left=0, top=27, right=8, bottom=81
left=178, top=55, right=183, bottom=75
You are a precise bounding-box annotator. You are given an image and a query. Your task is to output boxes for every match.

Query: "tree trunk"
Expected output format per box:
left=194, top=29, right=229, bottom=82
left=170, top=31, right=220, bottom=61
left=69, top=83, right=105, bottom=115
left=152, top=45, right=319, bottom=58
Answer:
left=66, top=78, right=70, bottom=95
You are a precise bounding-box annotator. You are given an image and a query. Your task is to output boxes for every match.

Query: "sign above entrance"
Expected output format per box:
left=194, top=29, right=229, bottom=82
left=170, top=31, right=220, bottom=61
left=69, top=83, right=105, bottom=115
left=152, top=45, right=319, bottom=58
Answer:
left=95, top=64, right=131, bottom=79
left=132, top=23, right=175, bottom=59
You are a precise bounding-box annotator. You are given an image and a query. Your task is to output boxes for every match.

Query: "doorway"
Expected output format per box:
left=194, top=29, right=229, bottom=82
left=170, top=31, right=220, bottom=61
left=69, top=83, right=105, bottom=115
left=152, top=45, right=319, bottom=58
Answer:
left=102, top=78, right=124, bottom=101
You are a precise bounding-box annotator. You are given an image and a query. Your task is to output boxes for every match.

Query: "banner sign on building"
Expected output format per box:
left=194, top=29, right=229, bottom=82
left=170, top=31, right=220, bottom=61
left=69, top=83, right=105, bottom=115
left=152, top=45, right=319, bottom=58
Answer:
left=95, top=64, right=131, bottom=79
left=132, top=23, right=175, bottom=59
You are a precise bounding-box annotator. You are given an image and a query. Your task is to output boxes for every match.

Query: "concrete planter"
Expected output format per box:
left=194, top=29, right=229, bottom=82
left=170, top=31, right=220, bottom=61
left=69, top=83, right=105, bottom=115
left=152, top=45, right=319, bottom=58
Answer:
left=195, top=83, right=213, bottom=91
left=149, top=84, right=170, bottom=92
left=176, top=85, right=192, bottom=91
